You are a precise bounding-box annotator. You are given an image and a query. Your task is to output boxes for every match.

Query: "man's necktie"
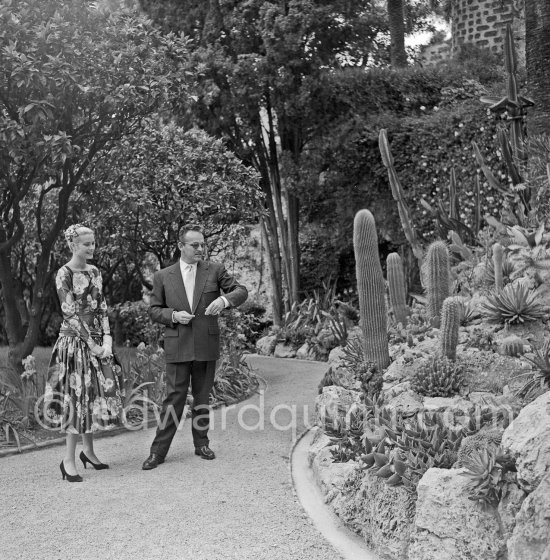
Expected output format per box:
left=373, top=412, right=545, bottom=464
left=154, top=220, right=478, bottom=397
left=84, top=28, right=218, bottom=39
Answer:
left=183, top=264, right=195, bottom=307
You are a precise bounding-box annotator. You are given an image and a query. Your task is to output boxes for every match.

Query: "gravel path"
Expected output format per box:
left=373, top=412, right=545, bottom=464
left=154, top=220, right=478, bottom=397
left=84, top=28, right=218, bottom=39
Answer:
left=0, top=355, right=343, bottom=560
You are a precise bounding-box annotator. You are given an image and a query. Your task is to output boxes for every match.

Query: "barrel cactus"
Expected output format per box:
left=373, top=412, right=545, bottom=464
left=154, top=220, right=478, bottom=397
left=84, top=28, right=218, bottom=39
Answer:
left=500, top=335, right=525, bottom=357
left=387, top=252, right=408, bottom=326
left=493, top=243, right=504, bottom=290
left=440, top=297, right=460, bottom=361
left=353, top=209, right=390, bottom=370
left=425, top=240, right=450, bottom=325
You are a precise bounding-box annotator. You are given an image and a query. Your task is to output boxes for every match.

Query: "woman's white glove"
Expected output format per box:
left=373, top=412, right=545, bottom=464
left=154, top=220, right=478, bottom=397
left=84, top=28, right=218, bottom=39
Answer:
left=103, top=335, right=113, bottom=356
left=91, top=343, right=107, bottom=359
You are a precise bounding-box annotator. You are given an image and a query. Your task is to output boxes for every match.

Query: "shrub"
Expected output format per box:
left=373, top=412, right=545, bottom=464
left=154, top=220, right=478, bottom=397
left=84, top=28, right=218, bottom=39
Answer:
left=410, top=356, right=465, bottom=397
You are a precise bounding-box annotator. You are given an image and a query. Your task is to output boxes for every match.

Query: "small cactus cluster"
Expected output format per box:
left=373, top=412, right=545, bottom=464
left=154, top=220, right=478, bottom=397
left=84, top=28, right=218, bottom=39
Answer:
left=424, top=240, right=450, bottom=326
left=353, top=209, right=390, bottom=370
left=499, top=335, right=525, bottom=357
left=411, top=356, right=465, bottom=397
left=387, top=252, right=409, bottom=326
left=357, top=360, right=382, bottom=401
left=440, top=296, right=461, bottom=360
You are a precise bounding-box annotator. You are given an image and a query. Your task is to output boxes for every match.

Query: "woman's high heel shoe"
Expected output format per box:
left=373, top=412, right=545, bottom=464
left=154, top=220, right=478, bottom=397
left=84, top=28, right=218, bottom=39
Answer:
left=80, top=451, right=109, bottom=470
left=60, top=460, right=83, bottom=482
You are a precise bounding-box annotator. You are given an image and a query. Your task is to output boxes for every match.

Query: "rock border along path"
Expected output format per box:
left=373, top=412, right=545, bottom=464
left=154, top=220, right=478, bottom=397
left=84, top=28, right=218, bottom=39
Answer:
left=0, top=355, right=373, bottom=560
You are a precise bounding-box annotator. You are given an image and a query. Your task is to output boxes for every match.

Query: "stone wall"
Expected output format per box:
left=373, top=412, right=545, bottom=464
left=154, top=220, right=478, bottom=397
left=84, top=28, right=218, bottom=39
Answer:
left=421, top=0, right=525, bottom=66
left=451, top=0, right=525, bottom=58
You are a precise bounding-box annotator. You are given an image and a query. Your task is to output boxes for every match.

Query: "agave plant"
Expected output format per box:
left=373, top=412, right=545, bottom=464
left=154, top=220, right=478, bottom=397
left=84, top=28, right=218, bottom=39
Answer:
left=481, top=282, right=547, bottom=324
left=515, top=339, right=550, bottom=401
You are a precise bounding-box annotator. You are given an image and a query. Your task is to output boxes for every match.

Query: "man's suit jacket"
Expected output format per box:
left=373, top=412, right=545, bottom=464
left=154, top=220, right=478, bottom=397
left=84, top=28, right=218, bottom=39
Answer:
left=149, top=260, right=248, bottom=363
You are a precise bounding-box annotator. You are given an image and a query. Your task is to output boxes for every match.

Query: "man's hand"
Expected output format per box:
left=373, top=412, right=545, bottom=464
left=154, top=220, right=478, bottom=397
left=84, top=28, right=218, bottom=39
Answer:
left=173, top=310, right=195, bottom=324
left=205, top=297, right=225, bottom=316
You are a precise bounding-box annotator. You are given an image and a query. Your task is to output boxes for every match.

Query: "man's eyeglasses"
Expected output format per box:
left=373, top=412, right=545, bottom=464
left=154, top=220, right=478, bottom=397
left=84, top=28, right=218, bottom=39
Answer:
left=183, top=242, right=206, bottom=249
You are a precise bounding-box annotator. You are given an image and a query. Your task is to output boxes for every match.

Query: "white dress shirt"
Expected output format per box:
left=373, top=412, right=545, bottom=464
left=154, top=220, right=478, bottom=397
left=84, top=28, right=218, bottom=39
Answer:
left=171, top=260, right=228, bottom=324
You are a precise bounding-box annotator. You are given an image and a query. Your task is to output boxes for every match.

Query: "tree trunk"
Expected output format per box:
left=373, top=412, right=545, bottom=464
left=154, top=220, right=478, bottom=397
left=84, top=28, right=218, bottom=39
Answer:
left=526, top=0, right=550, bottom=135
left=388, top=0, right=407, bottom=67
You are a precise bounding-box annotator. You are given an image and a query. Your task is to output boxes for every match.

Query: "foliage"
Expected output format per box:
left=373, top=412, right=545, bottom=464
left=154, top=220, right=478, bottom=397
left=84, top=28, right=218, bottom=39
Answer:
left=110, top=301, right=163, bottom=348
left=360, top=406, right=514, bottom=497
left=210, top=353, right=259, bottom=407
left=0, top=0, right=190, bottom=369
left=88, top=120, right=263, bottom=270
left=410, top=356, right=465, bottom=397
left=480, top=282, right=547, bottom=325
left=460, top=445, right=516, bottom=508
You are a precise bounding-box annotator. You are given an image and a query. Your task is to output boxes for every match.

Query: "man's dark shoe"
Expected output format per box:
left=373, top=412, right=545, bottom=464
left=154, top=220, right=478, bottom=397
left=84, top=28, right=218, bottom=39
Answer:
left=142, top=453, right=165, bottom=470
left=195, top=445, right=216, bottom=460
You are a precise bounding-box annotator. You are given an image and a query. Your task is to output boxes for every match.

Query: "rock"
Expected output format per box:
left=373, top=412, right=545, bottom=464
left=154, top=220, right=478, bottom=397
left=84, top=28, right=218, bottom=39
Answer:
left=327, top=345, right=347, bottom=366
left=331, top=468, right=413, bottom=560
left=507, top=471, right=550, bottom=560
left=502, top=391, right=550, bottom=492
left=498, top=478, right=527, bottom=543
left=382, top=380, right=411, bottom=400
left=273, top=342, right=297, bottom=358
left=307, top=427, right=333, bottom=467
left=422, top=396, right=475, bottom=429
left=408, top=468, right=505, bottom=560
left=296, top=342, right=317, bottom=361
left=315, top=386, right=362, bottom=430
left=383, top=390, right=424, bottom=416
left=309, top=444, right=358, bottom=504
left=255, top=334, right=277, bottom=356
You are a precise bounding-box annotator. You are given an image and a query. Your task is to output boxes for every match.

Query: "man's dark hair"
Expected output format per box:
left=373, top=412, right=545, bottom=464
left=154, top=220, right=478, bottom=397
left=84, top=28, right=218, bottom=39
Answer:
left=178, top=224, right=203, bottom=242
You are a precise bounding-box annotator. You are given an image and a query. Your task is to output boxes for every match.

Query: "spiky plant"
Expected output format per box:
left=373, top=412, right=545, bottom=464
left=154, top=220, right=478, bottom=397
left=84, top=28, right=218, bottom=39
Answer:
left=387, top=252, right=409, bottom=326
left=411, top=356, right=465, bottom=397
left=440, top=297, right=460, bottom=360
left=516, top=339, right=550, bottom=401
left=481, top=282, right=547, bottom=324
left=424, top=240, right=450, bottom=325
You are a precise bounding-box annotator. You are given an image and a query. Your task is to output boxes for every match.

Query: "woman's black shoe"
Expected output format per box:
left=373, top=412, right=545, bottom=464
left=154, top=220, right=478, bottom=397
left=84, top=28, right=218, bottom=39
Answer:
left=60, top=460, right=83, bottom=482
left=80, top=451, right=109, bottom=470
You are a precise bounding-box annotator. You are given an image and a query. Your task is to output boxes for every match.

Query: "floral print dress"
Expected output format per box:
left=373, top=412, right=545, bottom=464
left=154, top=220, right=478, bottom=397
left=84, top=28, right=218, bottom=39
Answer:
left=45, top=266, right=124, bottom=433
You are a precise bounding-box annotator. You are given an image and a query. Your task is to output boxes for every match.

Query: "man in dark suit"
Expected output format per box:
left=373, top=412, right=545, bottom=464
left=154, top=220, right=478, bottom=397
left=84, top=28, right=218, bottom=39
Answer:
left=142, top=225, right=248, bottom=469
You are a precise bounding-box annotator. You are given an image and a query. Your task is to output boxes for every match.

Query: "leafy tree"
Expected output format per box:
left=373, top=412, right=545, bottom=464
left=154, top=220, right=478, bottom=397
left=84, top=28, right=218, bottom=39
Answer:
left=0, top=0, right=190, bottom=371
left=84, top=119, right=263, bottom=291
left=140, top=0, right=392, bottom=324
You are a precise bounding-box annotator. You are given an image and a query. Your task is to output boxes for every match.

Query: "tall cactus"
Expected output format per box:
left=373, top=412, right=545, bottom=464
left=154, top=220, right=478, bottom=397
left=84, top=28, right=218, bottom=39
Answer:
left=493, top=242, right=504, bottom=290
left=440, top=297, right=460, bottom=361
left=425, top=240, right=450, bottom=325
left=387, top=252, right=408, bottom=326
left=354, top=209, right=390, bottom=370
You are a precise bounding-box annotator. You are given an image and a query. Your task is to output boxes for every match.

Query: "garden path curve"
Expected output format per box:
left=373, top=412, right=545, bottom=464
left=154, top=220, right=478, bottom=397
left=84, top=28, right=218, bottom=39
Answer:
left=0, top=355, right=369, bottom=560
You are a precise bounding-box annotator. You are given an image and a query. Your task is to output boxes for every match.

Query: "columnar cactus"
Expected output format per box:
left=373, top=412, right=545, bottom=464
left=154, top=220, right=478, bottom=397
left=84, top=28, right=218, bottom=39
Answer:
left=386, top=252, right=408, bottom=326
left=353, top=209, right=390, bottom=370
left=425, top=240, right=450, bottom=324
left=439, top=296, right=460, bottom=361
left=493, top=242, right=504, bottom=290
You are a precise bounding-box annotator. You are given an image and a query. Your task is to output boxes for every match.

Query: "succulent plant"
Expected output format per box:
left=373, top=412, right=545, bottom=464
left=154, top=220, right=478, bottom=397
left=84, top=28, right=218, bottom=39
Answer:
left=440, top=297, right=460, bottom=360
left=499, top=335, right=525, bottom=357
left=516, top=339, right=550, bottom=401
left=411, top=356, right=465, bottom=397
left=353, top=210, right=390, bottom=370
left=481, top=282, right=547, bottom=324
left=459, top=446, right=515, bottom=508
left=387, top=252, right=409, bottom=326
left=424, top=240, right=450, bottom=325
left=455, top=297, right=482, bottom=326
left=493, top=243, right=504, bottom=290
left=457, top=428, right=503, bottom=468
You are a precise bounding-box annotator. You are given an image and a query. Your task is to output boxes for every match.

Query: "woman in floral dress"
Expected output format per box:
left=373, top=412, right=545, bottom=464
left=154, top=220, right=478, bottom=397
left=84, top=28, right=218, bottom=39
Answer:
left=45, top=224, right=124, bottom=482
